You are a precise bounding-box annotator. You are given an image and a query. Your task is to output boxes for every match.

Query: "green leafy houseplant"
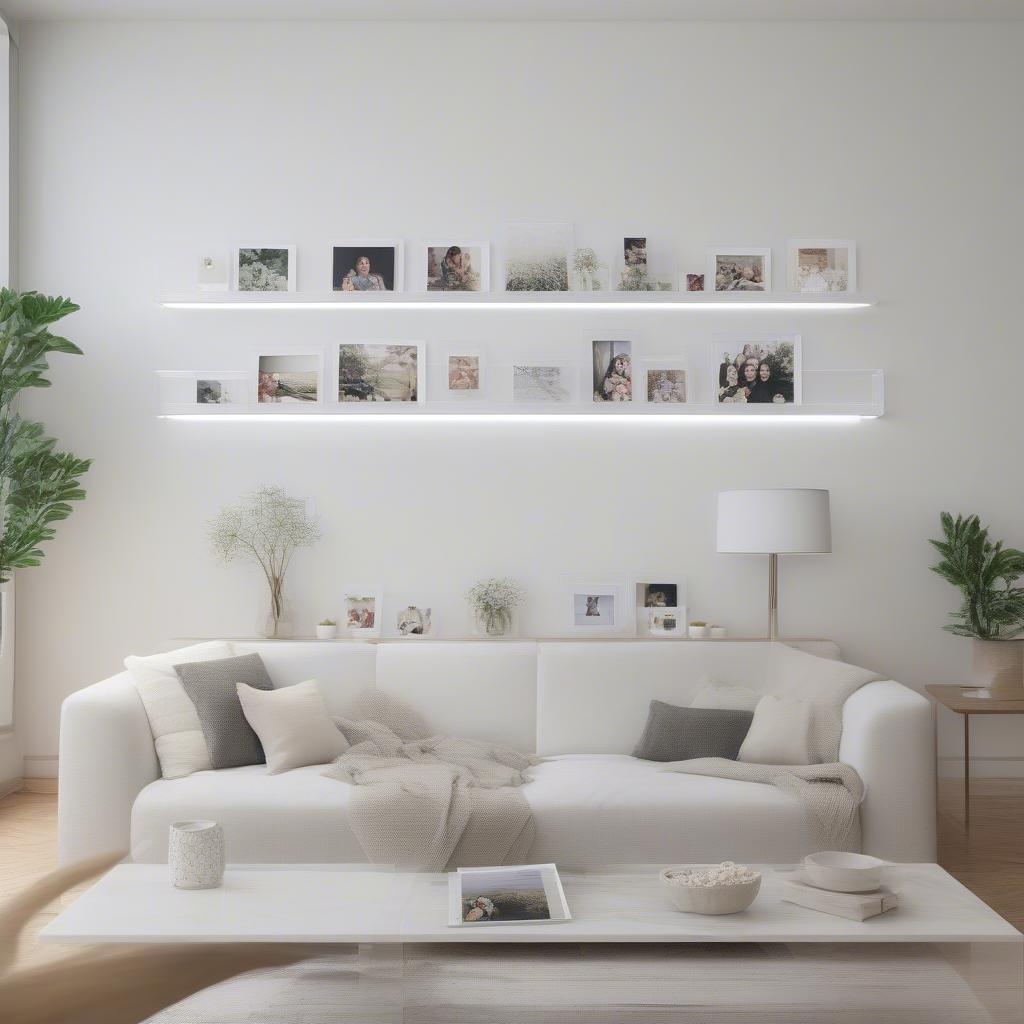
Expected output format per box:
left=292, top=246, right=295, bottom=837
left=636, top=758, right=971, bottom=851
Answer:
left=929, top=512, right=1024, bottom=639
left=0, top=291, right=91, bottom=611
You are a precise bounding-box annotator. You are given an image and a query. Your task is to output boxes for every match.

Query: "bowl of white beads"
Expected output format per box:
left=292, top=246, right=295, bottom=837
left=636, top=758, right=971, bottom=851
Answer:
left=660, top=862, right=762, bottom=915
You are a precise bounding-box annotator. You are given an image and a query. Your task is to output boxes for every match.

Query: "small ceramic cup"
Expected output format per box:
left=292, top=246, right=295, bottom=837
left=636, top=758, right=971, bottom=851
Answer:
left=169, top=820, right=225, bottom=890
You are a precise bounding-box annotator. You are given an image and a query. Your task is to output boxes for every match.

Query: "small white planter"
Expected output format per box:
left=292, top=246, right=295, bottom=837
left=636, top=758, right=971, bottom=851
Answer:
left=169, top=820, right=224, bottom=890
left=688, top=625, right=709, bottom=639
left=315, top=624, right=337, bottom=640
left=709, top=626, right=727, bottom=639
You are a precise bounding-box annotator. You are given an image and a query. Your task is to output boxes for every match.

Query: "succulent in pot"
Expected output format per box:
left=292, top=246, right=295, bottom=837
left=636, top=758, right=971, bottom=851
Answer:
left=688, top=620, right=709, bottom=639
left=316, top=618, right=337, bottom=640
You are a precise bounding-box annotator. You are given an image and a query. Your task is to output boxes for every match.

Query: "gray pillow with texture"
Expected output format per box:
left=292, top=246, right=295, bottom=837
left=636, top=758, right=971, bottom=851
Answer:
left=174, top=653, right=275, bottom=769
left=632, top=700, right=753, bottom=763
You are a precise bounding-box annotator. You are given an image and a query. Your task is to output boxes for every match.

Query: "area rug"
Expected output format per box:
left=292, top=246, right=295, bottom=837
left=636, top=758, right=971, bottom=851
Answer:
left=146, top=942, right=997, bottom=1023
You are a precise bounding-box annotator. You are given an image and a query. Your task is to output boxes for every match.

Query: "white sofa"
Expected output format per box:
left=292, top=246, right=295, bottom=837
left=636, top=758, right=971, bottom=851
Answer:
left=57, top=639, right=936, bottom=867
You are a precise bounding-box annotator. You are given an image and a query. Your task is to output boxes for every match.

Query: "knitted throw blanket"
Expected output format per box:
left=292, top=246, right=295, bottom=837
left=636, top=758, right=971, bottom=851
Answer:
left=323, top=730, right=538, bottom=871
left=663, top=758, right=866, bottom=852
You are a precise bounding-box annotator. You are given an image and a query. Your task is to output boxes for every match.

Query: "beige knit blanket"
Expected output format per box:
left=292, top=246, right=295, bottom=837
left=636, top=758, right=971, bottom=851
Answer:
left=323, top=726, right=538, bottom=871
left=663, top=758, right=866, bottom=852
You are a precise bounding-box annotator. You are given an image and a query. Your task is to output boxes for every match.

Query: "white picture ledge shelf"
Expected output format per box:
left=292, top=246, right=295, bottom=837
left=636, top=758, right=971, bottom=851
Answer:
left=160, top=291, right=875, bottom=312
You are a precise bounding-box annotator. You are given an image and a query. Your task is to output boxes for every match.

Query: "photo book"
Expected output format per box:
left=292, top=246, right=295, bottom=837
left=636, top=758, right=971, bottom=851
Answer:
left=448, top=863, right=571, bottom=927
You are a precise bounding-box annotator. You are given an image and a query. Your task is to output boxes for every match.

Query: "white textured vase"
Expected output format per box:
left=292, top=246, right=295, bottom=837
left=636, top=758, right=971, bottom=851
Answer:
left=169, top=820, right=225, bottom=890
left=971, top=638, right=1024, bottom=694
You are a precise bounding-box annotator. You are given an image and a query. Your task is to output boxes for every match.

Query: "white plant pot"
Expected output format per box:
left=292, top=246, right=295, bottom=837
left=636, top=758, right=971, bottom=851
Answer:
left=688, top=625, right=709, bottom=639
left=971, top=638, right=1024, bottom=694
left=168, top=820, right=224, bottom=890
left=709, top=627, right=727, bottom=639
left=315, top=624, right=337, bottom=640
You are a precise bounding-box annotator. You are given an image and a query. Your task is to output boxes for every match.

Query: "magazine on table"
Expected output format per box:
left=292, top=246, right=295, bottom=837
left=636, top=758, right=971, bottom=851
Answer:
left=447, top=863, right=571, bottom=926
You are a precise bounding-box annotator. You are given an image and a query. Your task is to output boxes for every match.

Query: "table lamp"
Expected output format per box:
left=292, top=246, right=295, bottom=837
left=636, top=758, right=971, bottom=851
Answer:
left=716, top=489, right=832, bottom=640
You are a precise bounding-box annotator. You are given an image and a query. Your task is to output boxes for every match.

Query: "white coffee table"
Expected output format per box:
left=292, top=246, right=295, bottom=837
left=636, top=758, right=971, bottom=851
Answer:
left=41, top=863, right=1023, bottom=1023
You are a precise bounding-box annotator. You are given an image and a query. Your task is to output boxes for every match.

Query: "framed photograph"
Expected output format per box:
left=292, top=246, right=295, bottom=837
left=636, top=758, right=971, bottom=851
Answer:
left=591, top=338, right=633, bottom=403
left=512, top=364, right=575, bottom=405
left=623, top=237, right=647, bottom=268
left=567, top=581, right=625, bottom=633
left=684, top=273, right=704, bottom=292
left=196, top=375, right=248, bottom=406
left=198, top=253, right=229, bottom=291
left=644, top=364, right=687, bottom=404
left=714, top=335, right=801, bottom=406
left=396, top=604, right=433, bottom=637
left=503, top=223, right=573, bottom=292
left=332, top=240, right=403, bottom=292
left=256, top=352, right=321, bottom=404
left=706, top=248, right=772, bottom=293
left=338, top=343, right=424, bottom=403
left=426, top=243, right=489, bottom=292
left=444, top=350, right=485, bottom=398
left=632, top=576, right=687, bottom=636
left=342, top=587, right=382, bottom=637
left=232, top=246, right=296, bottom=292
left=449, top=864, right=571, bottom=927
left=788, top=239, right=856, bottom=294
left=157, top=370, right=251, bottom=414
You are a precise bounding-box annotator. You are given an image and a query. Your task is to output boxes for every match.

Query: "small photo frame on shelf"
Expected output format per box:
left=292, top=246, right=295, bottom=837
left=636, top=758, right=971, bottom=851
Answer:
left=788, top=240, right=856, bottom=294
left=714, top=334, right=801, bottom=406
left=683, top=273, right=704, bottom=293
left=342, top=586, right=383, bottom=637
left=444, top=348, right=485, bottom=399
left=332, top=239, right=404, bottom=292
left=566, top=580, right=626, bottom=634
left=512, top=364, right=576, bottom=405
left=198, top=253, right=229, bottom=292
left=503, top=223, right=573, bottom=292
left=706, top=247, right=772, bottom=293
left=396, top=604, right=433, bottom=637
left=643, top=363, right=687, bottom=404
left=256, top=352, right=322, bottom=404
left=591, top=338, right=633, bottom=404
left=426, top=243, right=490, bottom=292
left=232, top=246, right=296, bottom=292
left=631, top=576, right=687, bottom=636
left=157, top=370, right=251, bottom=414
left=338, top=342, right=424, bottom=404
left=196, top=375, right=248, bottom=407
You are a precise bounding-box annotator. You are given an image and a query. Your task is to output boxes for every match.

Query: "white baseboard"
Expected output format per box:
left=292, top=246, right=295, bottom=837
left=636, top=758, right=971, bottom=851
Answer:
left=938, top=756, right=1024, bottom=779
left=0, top=776, right=23, bottom=799
left=23, top=754, right=58, bottom=779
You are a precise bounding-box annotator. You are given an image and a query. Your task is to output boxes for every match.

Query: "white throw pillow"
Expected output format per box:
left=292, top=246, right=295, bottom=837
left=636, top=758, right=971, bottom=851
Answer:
left=237, top=679, right=350, bottom=774
left=689, top=677, right=762, bottom=713
left=126, top=641, right=234, bottom=779
left=738, top=695, right=814, bottom=766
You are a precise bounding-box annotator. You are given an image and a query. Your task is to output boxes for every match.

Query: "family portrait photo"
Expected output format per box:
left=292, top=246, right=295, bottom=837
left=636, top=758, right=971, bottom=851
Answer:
left=789, top=240, right=855, bottom=294
left=447, top=355, right=481, bottom=393
left=503, top=223, right=572, bottom=292
left=257, top=354, right=319, bottom=403
left=592, top=339, right=632, bottom=402
left=426, top=244, right=487, bottom=291
left=332, top=242, right=401, bottom=292
left=339, top=344, right=420, bottom=402
left=645, top=367, right=687, bottom=403
left=715, top=337, right=800, bottom=405
left=708, top=249, right=770, bottom=292
left=233, top=246, right=294, bottom=292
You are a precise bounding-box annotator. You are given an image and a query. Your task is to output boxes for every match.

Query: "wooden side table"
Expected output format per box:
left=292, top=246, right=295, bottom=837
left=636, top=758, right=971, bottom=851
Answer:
left=926, top=684, right=1024, bottom=830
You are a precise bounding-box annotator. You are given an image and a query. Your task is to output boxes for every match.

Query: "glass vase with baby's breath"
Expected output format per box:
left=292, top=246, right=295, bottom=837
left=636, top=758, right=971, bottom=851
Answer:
left=571, top=248, right=608, bottom=292
left=467, top=577, right=524, bottom=638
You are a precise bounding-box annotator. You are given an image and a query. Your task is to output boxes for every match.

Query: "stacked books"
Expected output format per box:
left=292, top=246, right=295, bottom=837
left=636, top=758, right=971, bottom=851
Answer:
left=782, top=873, right=899, bottom=922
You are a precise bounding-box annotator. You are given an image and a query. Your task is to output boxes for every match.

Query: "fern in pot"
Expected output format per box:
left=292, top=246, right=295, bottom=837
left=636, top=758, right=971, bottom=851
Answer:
left=929, top=512, right=1024, bottom=691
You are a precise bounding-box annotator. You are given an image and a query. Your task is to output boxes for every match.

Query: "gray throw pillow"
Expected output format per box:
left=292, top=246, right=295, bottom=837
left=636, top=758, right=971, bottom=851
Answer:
left=174, top=653, right=275, bottom=769
left=632, top=700, right=753, bottom=763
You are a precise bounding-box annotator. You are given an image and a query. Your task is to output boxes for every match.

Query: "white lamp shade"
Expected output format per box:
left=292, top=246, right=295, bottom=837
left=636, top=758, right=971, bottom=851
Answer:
left=717, top=489, right=832, bottom=554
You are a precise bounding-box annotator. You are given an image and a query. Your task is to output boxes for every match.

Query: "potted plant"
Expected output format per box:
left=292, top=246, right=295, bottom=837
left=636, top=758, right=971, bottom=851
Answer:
left=929, top=512, right=1024, bottom=691
left=316, top=618, right=337, bottom=640
left=210, top=487, right=320, bottom=638
left=688, top=620, right=709, bottom=639
left=709, top=625, right=727, bottom=639
left=467, top=577, right=523, bottom=638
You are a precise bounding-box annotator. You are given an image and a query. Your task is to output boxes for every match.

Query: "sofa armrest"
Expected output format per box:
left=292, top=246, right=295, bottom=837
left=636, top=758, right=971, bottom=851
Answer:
left=58, top=672, right=159, bottom=865
left=840, top=680, right=936, bottom=862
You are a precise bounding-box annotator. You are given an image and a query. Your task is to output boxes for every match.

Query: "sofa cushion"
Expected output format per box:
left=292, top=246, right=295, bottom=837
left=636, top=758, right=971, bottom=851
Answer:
left=739, top=694, right=815, bottom=765
left=129, top=754, right=813, bottom=867
left=632, top=701, right=752, bottom=762
left=174, top=653, right=274, bottom=769
left=125, top=640, right=234, bottom=780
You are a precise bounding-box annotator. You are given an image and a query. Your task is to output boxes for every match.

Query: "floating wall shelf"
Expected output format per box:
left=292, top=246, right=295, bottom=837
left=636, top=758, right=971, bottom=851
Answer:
left=160, top=291, right=875, bottom=312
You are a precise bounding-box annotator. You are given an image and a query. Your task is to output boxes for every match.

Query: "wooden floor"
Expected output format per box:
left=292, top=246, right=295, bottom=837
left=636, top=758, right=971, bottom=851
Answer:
left=1, top=781, right=1023, bottom=972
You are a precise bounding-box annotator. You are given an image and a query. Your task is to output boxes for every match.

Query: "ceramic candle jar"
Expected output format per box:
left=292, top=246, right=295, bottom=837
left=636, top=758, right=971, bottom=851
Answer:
left=169, top=820, right=224, bottom=889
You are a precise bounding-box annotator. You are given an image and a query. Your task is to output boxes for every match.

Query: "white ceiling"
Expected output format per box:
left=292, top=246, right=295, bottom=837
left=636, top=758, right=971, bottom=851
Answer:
left=2, top=0, right=1022, bottom=21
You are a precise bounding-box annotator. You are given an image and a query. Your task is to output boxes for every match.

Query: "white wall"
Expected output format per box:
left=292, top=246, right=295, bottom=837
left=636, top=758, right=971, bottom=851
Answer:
left=12, top=19, right=1024, bottom=773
